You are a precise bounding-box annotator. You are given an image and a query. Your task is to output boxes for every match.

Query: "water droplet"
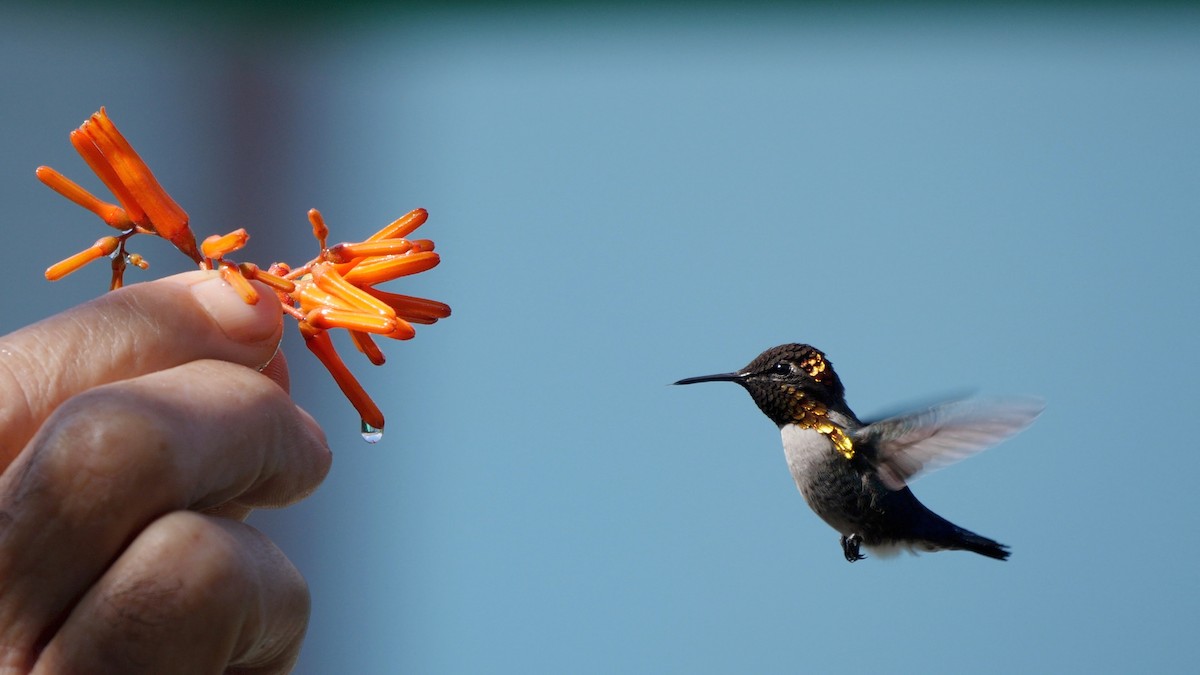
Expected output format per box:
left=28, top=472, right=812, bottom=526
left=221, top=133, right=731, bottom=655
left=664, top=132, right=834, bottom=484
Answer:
left=360, top=420, right=384, bottom=443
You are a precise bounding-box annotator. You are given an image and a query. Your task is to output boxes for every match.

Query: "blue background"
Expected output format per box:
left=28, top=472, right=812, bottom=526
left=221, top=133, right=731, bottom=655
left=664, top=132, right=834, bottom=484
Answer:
left=2, top=3, right=1197, bottom=673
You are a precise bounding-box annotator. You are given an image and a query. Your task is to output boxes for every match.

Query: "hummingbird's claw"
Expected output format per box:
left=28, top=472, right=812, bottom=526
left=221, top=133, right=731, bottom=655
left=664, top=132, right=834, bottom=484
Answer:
left=841, top=534, right=866, bottom=562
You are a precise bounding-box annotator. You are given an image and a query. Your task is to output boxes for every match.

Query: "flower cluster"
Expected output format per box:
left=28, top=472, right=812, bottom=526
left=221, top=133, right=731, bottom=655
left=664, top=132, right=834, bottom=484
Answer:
left=36, top=108, right=450, bottom=439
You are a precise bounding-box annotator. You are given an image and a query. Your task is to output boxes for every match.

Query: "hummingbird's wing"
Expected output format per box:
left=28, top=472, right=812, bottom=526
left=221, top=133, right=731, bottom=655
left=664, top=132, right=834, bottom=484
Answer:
left=853, top=398, right=1044, bottom=490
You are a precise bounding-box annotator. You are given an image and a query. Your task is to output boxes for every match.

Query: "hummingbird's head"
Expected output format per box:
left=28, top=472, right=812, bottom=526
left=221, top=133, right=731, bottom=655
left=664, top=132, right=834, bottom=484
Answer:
left=674, top=343, right=851, bottom=426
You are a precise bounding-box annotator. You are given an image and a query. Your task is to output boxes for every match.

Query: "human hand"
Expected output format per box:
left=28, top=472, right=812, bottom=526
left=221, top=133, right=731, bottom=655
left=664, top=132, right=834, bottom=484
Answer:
left=0, top=271, right=332, bottom=673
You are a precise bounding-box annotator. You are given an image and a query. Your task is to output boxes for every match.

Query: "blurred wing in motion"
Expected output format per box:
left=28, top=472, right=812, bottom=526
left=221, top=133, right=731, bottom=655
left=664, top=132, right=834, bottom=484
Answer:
left=854, top=398, right=1044, bottom=490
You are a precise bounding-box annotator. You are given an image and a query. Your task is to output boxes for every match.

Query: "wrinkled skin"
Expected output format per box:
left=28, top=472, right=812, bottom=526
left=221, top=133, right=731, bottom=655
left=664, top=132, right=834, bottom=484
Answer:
left=0, top=270, right=331, bottom=674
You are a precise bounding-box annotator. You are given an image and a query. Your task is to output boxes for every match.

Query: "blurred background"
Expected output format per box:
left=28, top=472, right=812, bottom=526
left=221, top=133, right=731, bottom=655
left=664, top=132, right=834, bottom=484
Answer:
left=2, top=1, right=1198, bottom=672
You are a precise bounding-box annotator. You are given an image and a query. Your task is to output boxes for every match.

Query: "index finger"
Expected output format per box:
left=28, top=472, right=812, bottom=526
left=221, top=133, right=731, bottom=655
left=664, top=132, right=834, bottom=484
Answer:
left=0, top=270, right=283, bottom=463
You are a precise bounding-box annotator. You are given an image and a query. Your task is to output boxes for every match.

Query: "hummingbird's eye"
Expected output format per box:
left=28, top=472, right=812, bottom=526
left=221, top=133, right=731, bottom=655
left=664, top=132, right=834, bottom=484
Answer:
left=771, top=362, right=791, bottom=375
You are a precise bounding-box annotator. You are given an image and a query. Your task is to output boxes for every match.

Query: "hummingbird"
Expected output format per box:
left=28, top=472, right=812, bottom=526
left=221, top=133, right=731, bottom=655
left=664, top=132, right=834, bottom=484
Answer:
left=674, top=344, right=1042, bottom=562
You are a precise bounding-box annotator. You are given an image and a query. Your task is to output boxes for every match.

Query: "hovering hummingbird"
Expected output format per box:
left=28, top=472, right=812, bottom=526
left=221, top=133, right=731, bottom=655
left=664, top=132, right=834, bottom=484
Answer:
left=674, top=344, right=1041, bottom=562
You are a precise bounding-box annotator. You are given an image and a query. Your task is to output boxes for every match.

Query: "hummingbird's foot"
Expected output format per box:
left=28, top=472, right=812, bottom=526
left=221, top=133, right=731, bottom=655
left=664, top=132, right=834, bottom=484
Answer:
left=841, top=534, right=866, bottom=562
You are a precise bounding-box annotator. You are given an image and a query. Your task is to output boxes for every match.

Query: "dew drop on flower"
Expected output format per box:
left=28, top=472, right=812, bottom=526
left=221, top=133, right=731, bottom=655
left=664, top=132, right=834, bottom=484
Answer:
left=360, top=420, right=384, bottom=443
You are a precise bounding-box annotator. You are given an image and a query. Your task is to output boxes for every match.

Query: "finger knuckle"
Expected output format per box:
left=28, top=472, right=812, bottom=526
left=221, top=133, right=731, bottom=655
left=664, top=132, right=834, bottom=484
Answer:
left=85, top=513, right=249, bottom=668
left=100, top=513, right=248, bottom=625
left=136, top=512, right=251, bottom=604
left=33, top=386, right=182, bottom=510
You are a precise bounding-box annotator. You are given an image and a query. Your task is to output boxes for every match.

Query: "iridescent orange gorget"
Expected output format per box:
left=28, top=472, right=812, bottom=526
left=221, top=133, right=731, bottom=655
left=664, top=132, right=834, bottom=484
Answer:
left=36, top=107, right=450, bottom=440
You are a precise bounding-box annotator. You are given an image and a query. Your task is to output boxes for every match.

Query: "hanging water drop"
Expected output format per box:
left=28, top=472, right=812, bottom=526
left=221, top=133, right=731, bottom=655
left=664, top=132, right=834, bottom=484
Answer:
left=360, top=420, right=384, bottom=443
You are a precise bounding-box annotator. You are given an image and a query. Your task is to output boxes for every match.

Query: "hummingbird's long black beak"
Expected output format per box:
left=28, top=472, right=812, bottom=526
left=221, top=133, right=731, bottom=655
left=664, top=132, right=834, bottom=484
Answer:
left=673, top=372, right=745, bottom=386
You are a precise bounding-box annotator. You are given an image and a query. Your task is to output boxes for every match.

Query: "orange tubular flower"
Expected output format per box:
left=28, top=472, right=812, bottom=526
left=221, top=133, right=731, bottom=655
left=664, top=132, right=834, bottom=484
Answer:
left=69, top=109, right=201, bottom=263
left=301, top=327, right=385, bottom=433
left=37, top=109, right=451, bottom=440
left=202, top=229, right=250, bottom=260
left=81, top=109, right=201, bottom=263
left=34, top=166, right=132, bottom=230
left=308, top=208, right=329, bottom=250
left=310, top=263, right=396, bottom=318
left=326, top=239, right=414, bottom=264
left=342, top=251, right=441, bottom=286
left=367, top=208, right=428, bottom=242
left=237, top=262, right=296, bottom=294
left=68, top=128, right=147, bottom=227
left=362, top=288, right=452, bottom=325
left=349, top=331, right=387, bottom=365
left=304, top=308, right=397, bottom=334
left=219, top=262, right=260, bottom=304
left=45, top=236, right=120, bottom=281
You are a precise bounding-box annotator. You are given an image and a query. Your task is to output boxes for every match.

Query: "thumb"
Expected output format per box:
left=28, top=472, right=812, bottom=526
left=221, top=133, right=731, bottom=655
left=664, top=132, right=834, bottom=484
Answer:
left=0, top=270, right=283, bottom=464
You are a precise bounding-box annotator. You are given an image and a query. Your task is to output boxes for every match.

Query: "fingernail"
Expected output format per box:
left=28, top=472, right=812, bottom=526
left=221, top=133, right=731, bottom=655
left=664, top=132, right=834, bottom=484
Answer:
left=189, top=272, right=281, bottom=344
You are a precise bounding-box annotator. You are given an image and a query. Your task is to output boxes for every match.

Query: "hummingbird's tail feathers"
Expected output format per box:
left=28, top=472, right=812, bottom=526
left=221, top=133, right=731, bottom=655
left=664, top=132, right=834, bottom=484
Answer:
left=948, top=526, right=1010, bottom=561
left=909, top=503, right=1011, bottom=560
